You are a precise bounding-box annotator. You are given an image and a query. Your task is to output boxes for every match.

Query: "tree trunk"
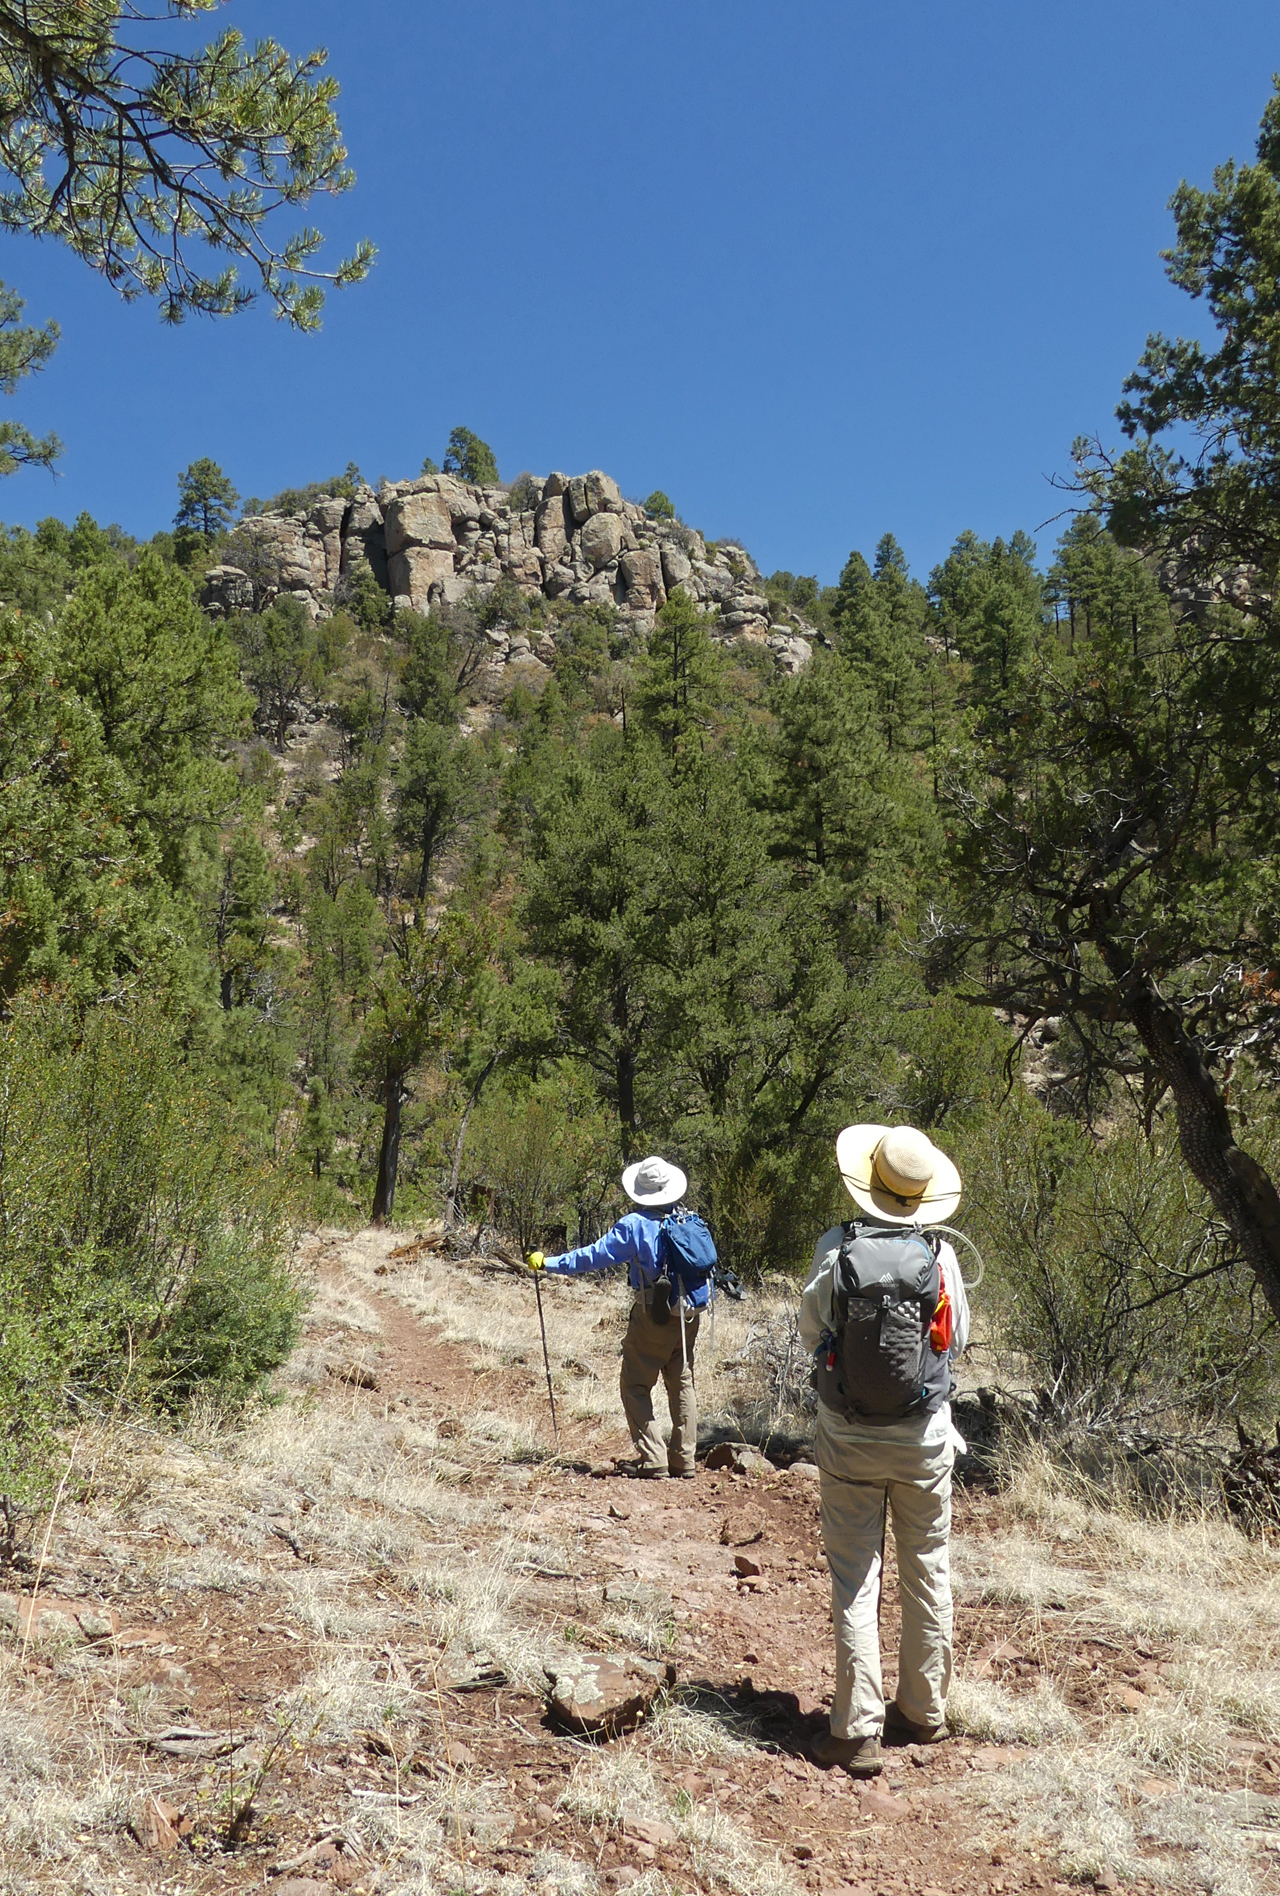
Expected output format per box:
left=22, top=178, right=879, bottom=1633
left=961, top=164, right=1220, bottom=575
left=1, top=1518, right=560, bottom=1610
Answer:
left=616, top=1044, right=637, bottom=1159
left=417, top=811, right=441, bottom=900
left=444, top=1051, right=501, bottom=1227
left=220, top=968, right=234, bottom=1011
left=371, top=1074, right=405, bottom=1226
left=1099, top=940, right=1280, bottom=1322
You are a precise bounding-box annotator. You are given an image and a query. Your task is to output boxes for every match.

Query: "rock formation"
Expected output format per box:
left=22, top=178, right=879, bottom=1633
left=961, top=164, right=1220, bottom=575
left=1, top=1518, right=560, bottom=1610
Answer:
left=201, top=468, right=815, bottom=673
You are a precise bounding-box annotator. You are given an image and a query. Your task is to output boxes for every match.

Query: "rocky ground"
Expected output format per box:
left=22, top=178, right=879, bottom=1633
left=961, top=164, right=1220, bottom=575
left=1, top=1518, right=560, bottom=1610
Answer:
left=3, top=1229, right=1280, bottom=1896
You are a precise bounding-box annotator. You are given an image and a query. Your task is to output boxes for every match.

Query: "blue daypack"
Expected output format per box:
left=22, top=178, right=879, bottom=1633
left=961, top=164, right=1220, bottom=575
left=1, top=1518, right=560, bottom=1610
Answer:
left=655, top=1207, right=717, bottom=1311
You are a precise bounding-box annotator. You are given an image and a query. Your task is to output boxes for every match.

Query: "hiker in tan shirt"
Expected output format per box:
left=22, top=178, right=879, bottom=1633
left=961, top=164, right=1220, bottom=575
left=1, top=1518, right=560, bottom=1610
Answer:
left=801, top=1125, right=970, bottom=1778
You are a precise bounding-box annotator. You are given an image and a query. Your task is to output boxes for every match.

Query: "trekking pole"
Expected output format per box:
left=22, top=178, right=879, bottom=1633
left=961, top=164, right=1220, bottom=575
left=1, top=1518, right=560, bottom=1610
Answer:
left=532, top=1270, right=561, bottom=1453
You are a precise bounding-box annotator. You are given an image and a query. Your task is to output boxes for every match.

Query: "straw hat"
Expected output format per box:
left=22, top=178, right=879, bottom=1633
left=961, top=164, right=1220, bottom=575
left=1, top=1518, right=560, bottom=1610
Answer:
left=621, top=1154, right=688, bottom=1207
left=835, top=1124, right=962, bottom=1226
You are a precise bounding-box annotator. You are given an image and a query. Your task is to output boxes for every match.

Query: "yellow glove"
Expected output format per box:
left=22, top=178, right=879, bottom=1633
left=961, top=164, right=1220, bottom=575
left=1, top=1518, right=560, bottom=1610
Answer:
left=526, top=1251, right=546, bottom=1272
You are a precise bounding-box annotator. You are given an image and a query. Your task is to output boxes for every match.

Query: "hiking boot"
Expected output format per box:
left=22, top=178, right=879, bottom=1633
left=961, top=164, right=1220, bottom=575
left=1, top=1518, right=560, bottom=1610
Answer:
left=883, top=1702, right=949, bottom=1746
left=809, top=1731, right=882, bottom=1777
left=669, top=1466, right=697, bottom=1479
left=615, top=1459, right=668, bottom=1480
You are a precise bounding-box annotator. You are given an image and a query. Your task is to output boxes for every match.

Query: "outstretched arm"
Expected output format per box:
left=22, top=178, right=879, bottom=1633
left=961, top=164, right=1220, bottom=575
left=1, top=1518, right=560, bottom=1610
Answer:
left=545, top=1215, right=644, bottom=1278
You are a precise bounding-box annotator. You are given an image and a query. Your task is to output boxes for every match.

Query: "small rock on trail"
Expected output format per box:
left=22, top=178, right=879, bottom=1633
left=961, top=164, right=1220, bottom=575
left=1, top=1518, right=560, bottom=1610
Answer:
left=720, top=1502, right=766, bottom=1545
left=545, top=1652, right=671, bottom=1736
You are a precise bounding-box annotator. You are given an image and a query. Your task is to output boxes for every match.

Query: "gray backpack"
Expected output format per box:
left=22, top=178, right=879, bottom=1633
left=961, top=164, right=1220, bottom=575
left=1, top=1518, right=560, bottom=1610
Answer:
left=812, top=1223, right=953, bottom=1425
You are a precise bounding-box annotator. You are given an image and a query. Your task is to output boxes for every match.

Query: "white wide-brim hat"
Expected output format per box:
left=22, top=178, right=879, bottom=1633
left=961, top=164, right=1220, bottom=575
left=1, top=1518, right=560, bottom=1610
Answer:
left=836, top=1124, right=962, bottom=1226
left=621, top=1154, right=688, bottom=1207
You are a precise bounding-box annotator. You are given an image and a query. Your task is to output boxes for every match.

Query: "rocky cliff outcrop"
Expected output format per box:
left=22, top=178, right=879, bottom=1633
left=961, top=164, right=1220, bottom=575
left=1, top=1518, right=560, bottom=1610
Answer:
left=202, top=468, right=815, bottom=673
left=1157, top=547, right=1263, bottom=624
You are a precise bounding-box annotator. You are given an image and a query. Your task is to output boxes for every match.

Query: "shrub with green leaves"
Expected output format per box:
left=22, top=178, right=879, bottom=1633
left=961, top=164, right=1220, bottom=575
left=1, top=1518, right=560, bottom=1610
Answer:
left=0, top=1001, right=304, bottom=1501
left=953, top=1093, right=1280, bottom=1432
left=468, top=1072, right=617, bottom=1254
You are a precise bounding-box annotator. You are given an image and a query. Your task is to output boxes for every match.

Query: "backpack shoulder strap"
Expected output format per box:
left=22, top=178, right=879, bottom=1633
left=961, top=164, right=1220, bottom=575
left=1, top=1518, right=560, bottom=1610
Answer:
left=831, top=1221, right=859, bottom=1323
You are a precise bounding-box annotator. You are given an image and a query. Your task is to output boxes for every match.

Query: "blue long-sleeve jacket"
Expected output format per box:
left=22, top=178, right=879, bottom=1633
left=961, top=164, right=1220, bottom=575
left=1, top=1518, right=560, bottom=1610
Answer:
left=545, top=1209, right=710, bottom=1308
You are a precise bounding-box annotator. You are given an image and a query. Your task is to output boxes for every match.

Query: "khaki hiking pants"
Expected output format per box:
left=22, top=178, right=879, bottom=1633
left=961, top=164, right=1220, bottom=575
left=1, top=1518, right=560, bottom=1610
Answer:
left=816, top=1405, right=954, bottom=1741
left=620, top=1295, right=700, bottom=1475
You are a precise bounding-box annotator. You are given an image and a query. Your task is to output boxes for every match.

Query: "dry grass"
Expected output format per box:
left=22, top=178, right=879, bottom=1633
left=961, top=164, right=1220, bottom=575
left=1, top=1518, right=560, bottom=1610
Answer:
left=948, top=1443, right=1280, bottom=1893
left=279, top=1648, right=418, bottom=1738
left=979, top=1744, right=1267, bottom=1896
left=947, top=1676, right=1081, bottom=1745
left=561, top=1743, right=800, bottom=1896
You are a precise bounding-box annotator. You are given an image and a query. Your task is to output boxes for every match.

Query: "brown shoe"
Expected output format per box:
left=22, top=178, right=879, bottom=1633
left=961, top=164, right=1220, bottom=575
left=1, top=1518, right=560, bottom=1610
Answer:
left=883, top=1701, right=948, bottom=1745
left=615, top=1459, right=668, bottom=1480
left=809, top=1731, right=882, bottom=1777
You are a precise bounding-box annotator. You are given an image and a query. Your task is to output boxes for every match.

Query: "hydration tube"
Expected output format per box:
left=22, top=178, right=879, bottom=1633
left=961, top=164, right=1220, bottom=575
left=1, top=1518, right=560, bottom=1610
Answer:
left=930, top=1224, right=985, bottom=1292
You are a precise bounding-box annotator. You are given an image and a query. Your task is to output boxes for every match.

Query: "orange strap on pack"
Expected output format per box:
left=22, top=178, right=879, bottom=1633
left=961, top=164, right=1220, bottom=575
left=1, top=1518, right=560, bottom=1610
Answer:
left=929, top=1259, right=953, bottom=1354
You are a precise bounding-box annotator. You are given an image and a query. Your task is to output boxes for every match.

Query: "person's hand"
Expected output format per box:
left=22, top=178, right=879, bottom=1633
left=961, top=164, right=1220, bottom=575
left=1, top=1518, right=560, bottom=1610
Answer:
left=526, top=1250, right=546, bottom=1272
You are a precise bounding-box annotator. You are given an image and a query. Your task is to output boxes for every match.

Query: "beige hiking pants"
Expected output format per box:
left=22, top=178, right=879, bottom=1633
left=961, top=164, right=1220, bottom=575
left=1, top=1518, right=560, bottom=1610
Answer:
left=620, top=1296, right=700, bottom=1474
left=816, top=1403, right=954, bottom=1740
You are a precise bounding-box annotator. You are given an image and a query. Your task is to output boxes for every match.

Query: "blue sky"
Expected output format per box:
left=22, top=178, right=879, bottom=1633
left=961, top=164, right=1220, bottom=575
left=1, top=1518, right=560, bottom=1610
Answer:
left=1, top=1, right=1277, bottom=584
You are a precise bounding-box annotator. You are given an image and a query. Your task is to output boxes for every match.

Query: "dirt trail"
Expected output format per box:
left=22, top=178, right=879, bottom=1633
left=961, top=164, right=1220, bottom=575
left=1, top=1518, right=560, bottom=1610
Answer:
left=4, top=1227, right=1278, bottom=1896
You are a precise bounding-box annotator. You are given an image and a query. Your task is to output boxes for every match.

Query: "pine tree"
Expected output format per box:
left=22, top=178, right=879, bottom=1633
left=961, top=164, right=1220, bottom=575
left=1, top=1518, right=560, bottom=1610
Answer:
left=929, top=529, right=1045, bottom=698
left=764, top=651, right=917, bottom=919
left=54, top=551, right=251, bottom=889
left=175, top=458, right=239, bottom=548
left=832, top=541, right=930, bottom=753
left=442, top=428, right=499, bottom=485
left=635, top=589, right=725, bottom=756
left=0, top=5, right=373, bottom=329
left=394, top=723, right=488, bottom=898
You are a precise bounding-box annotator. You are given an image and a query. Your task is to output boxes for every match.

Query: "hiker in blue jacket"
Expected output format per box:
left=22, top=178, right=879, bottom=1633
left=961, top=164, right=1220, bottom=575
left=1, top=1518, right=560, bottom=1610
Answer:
left=527, top=1154, right=705, bottom=1479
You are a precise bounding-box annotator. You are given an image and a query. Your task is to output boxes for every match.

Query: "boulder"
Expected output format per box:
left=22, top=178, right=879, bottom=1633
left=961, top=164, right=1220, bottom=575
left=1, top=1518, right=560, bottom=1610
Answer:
left=545, top=1652, right=671, bottom=1737
left=705, top=1441, right=773, bottom=1477
left=207, top=466, right=812, bottom=678
left=695, top=563, right=734, bottom=601
left=387, top=545, right=455, bottom=608
left=309, top=496, right=347, bottom=536
left=200, top=565, right=254, bottom=617
left=536, top=493, right=570, bottom=563
left=581, top=512, right=625, bottom=570
left=661, top=544, right=693, bottom=591
left=438, top=478, right=482, bottom=525
left=384, top=491, right=455, bottom=555
left=241, top=515, right=314, bottom=592
left=340, top=493, right=388, bottom=587
left=769, top=631, right=812, bottom=675
left=621, top=547, right=665, bottom=609
left=784, top=1458, right=821, bottom=1483
left=584, top=469, right=624, bottom=515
